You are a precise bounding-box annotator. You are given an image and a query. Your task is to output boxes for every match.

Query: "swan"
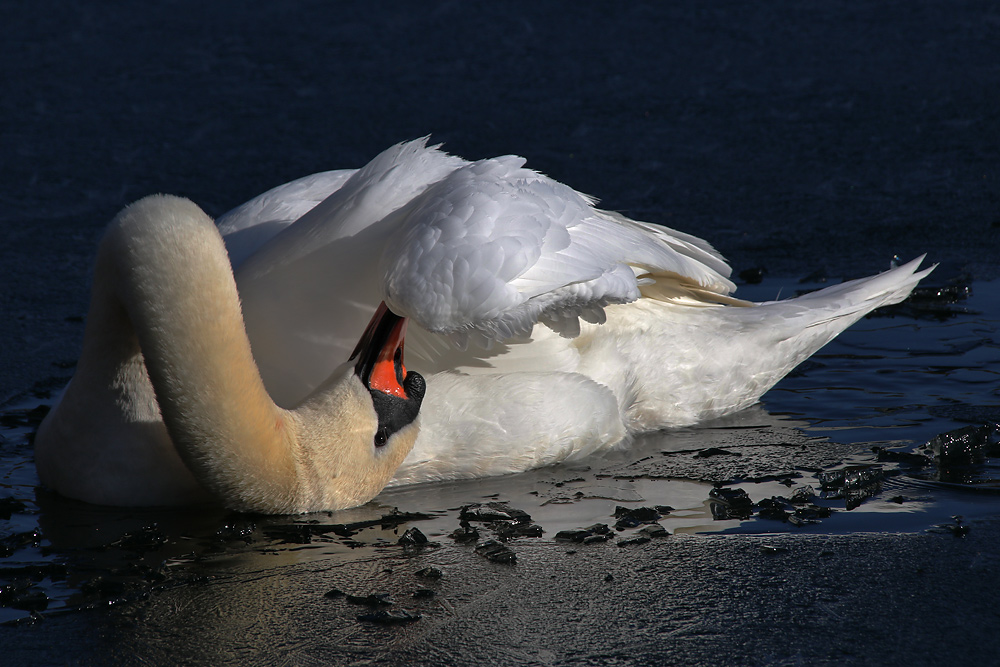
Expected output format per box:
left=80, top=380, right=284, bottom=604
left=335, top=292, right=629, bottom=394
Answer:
left=34, top=196, right=425, bottom=514
left=35, top=138, right=931, bottom=512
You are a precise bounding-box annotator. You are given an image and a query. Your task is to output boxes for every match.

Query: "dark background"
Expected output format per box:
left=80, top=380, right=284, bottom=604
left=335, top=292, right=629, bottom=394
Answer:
left=3, top=0, right=998, bottom=402
left=2, top=2, right=999, bottom=664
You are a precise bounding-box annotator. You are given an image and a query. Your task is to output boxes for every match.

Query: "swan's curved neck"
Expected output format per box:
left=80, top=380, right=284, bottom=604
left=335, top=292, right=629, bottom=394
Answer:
left=100, top=197, right=301, bottom=510
left=39, top=196, right=420, bottom=513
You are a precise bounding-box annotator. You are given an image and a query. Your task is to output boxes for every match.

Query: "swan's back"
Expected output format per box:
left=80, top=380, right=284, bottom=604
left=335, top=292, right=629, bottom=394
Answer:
left=221, top=138, right=743, bottom=406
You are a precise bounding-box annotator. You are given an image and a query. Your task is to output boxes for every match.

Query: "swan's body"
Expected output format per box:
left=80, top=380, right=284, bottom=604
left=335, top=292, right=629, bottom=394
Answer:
left=36, top=139, right=931, bottom=511
left=218, top=139, right=931, bottom=487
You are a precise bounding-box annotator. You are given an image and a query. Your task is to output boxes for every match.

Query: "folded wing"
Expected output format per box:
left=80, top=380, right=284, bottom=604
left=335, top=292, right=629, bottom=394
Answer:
left=379, top=154, right=738, bottom=346
left=218, top=138, right=741, bottom=405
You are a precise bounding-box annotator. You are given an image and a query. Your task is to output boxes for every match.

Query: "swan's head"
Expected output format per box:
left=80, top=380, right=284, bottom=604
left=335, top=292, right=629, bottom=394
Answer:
left=350, top=302, right=425, bottom=446
left=294, top=303, right=425, bottom=510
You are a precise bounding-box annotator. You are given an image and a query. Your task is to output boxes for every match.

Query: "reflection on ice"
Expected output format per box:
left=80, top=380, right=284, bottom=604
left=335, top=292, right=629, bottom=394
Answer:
left=0, top=278, right=998, bottom=623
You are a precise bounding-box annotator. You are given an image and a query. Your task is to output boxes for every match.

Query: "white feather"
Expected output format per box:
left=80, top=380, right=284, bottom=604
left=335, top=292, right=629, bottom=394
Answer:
left=213, top=139, right=932, bottom=485
left=217, top=169, right=357, bottom=268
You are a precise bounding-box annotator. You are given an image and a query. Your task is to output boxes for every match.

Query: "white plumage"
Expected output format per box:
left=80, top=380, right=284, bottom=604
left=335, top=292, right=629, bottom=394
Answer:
left=379, top=153, right=734, bottom=342
left=217, top=138, right=932, bottom=487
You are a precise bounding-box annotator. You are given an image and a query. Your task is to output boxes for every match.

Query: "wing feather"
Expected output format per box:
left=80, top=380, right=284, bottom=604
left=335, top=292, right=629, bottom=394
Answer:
left=218, top=138, right=743, bottom=405
left=216, top=169, right=356, bottom=269
left=380, top=155, right=737, bottom=341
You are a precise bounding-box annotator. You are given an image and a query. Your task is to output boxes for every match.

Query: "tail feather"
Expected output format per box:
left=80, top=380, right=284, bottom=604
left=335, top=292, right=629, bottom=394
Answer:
left=634, top=255, right=935, bottom=427
left=754, top=255, right=933, bottom=334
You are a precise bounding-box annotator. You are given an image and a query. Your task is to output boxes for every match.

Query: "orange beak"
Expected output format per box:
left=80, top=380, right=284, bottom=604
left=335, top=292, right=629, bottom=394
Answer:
left=350, top=302, right=411, bottom=398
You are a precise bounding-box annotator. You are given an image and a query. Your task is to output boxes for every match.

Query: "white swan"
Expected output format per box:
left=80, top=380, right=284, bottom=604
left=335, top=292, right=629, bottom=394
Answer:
left=35, top=138, right=931, bottom=512
left=34, top=196, right=425, bottom=514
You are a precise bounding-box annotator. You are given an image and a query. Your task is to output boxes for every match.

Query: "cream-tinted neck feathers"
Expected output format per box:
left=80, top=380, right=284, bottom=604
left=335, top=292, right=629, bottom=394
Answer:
left=35, top=195, right=421, bottom=513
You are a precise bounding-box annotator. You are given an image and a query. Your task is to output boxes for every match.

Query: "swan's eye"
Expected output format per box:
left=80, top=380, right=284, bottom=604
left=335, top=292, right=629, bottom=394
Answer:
left=367, top=372, right=423, bottom=449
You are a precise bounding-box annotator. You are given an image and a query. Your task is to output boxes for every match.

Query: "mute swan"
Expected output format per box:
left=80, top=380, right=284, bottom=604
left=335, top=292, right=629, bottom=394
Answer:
left=35, top=138, right=931, bottom=512
left=34, top=196, right=425, bottom=514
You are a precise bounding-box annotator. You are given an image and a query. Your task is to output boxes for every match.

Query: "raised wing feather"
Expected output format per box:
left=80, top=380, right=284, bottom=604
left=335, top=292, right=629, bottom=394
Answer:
left=379, top=155, right=737, bottom=343
left=217, top=169, right=356, bottom=269
left=237, top=138, right=466, bottom=282
left=226, top=139, right=467, bottom=406
left=219, top=137, right=742, bottom=405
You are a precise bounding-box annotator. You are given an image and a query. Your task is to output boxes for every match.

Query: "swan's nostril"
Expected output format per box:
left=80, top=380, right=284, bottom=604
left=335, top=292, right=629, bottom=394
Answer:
left=393, top=346, right=406, bottom=385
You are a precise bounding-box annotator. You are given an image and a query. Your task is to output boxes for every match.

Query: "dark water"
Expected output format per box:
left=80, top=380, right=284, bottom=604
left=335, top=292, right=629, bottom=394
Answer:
left=2, top=275, right=997, bottom=625
left=2, top=1, right=998, bottom=662
left=759, top=280, right=999, bottom=449
left=740, top=274, right=1000, bottom=531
